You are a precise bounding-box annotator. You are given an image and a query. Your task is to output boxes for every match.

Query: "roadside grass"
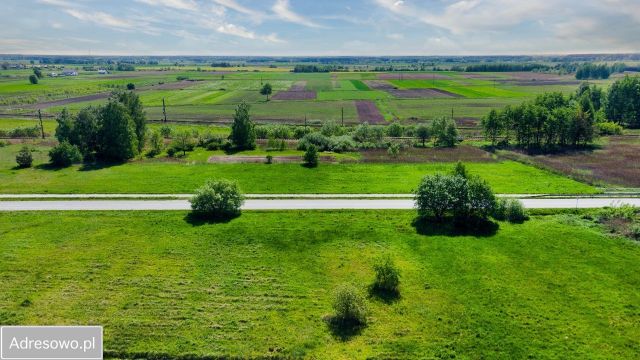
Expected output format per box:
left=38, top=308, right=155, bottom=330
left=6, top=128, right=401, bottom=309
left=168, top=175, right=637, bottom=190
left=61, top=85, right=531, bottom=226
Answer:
left=0, top=144, right=596, bottom=193
left=0, top=211, right=637, bottom=358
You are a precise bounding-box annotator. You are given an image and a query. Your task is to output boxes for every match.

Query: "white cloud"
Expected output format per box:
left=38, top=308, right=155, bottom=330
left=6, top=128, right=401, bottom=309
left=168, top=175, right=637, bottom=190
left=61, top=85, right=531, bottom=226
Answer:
left=135, top=0, right=198, bottom=11
left=386, top=33, right=403, bottom=40
left=272, top=0, right=322, bottom=28
left=64, top=9, right=135, bottom=30
left=213, top=0, right=265, bottom=20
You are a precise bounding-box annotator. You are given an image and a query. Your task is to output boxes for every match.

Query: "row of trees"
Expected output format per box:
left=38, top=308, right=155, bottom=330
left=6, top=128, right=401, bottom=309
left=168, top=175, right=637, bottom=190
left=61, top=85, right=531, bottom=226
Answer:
left=55, top=91, right=146, bottom=161
left=481, top=77, right=640, bottom=148
left=575, top=63, right=611, bottom=80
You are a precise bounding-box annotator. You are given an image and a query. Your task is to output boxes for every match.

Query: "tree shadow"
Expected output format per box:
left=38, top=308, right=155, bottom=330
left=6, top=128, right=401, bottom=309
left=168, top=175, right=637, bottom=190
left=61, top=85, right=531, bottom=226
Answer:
left=323, top=315, right=366, bottom=342
left=412, top=216, right=499, bottom=237
left=183, top=212, right=240, bottom=226
left=368, top=285, right=401, bottom=304
left=34, top=163, right=69, bottom=171
left=79, top=161, right=122, bottom=171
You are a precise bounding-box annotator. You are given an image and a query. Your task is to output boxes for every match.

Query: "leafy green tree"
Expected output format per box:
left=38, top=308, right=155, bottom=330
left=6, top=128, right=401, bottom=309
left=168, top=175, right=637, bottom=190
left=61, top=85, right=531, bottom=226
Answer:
left=386, top=122, right=404, bottom=137
left=49, top=141, right=82, bottom=167
left=171, top=130, right=194, bottom=156
left=147, top=130, right=164, bottom=157
left=606, top=76, right=640, bottom=128
left=230, top=101, right=256, bottom=150
left=190, top=179, right=244, bottom=219
left=97, top=101, right=138, bottom=161
left=303, top=144, right=319, bottom=167
left=116, top=91, right=146, bottom=153
left=260, top=83, right=273, bottom=101
left=415, top=173, right=467, bottom=220
left=33, top=68, right=42, bottom=79
left=481, top=109, right=503, bottom=146
left=29, top=74, right=38, bottom=84
left=415, top=124, right=430, bottom=147
left=15, top=146, right=33, bottom=168
left=452, top=161, right=468, bottom=179
left=431, top=117, right=458, bottom=147
left=126, top=83, right=135, bottom=90
left=55, top=109, right=75, bottom=144
left=73, top=107, right=99, bottom=156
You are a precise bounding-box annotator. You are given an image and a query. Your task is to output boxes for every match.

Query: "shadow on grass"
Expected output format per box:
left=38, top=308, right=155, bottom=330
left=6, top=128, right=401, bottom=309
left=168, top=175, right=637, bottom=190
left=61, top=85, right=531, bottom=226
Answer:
left=412, top=216, right=499, bottom=237
left=79, top=161, right=123, bottom=172
left=183, top=212, right=240, bottom=226
left=34, top=163, right=70, bottom=171
left=323, top=315, right=366, bottom=342
left=482, top=143, right=602, bottom=155
left=368, top=285, right=400, bottom=304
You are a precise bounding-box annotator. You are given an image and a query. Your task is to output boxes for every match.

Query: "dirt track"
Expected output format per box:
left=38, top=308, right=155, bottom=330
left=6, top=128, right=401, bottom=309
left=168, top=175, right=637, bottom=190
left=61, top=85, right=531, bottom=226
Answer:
left=355, top=100, right=385, bottom=124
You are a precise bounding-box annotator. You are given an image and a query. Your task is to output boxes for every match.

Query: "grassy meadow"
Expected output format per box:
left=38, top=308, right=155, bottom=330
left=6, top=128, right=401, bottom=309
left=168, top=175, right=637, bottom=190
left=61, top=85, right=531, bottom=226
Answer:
left=0, top=211, right=638, bottom=359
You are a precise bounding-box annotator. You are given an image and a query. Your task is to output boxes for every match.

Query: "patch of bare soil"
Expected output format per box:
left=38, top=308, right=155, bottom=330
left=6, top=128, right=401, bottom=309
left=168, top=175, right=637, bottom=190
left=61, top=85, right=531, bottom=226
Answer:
left=208, top=155, right=335, bottom=164
left=363, top=80, right=396, bottom=90
left=289, top=81, right=307, bottom=91
left=361, top=145, right=496, bottom=163
left=272, top=91, right=317, bottom=100
left=377, top=73, right=451, bottom=80
left=503, top=136, right=640, bottom=187
left=386, top=89, right=461, bottom=99
left=355, top=100, right=385, bottom=124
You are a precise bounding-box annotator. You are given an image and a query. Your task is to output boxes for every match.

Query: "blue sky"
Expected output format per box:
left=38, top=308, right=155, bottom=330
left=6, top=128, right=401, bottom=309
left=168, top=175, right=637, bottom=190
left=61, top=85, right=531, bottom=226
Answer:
left=2, top=0, right=640, bottom=55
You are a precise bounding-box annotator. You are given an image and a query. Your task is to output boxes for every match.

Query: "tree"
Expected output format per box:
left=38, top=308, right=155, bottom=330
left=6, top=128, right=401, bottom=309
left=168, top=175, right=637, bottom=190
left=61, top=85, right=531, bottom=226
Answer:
left=116, top=91, right=146, bottom=152
left=387, top=142, right=400, bottom=158
left=73, top=107, right=99, bottom=156
left=230, top=101, right=256, bottom=150
left=190, top=179, right=244, bottom=219
left=605, top=76, right=640, bottom=128
left=172, top=130, right=193, bottom=156
left=415, top=124, right=430, bottom=147
left=431, top=117, right=458, bottom=147
left=29, top=74, right=38, bottom=84
left=453, top=161, right=468, bottom=179
left=97, top=101, right=138, bottom=161
left=126, top=83, right=135, bottom=90
left=481, top=109, right=503, bottom=146
left=147, top=130, right=164, bottom=157
left=33, top=68, right=42, bottom=79
left=260, top=83, right=273, bottom=101
left=303, top=144, right=319, bottom=167
left=15, top=146, right=33, bottom=168
left=386, top=122, right=404, bottom=137
left=55, top=108, right=75, bottom=144
left=49, top=141, right=82, bottom=167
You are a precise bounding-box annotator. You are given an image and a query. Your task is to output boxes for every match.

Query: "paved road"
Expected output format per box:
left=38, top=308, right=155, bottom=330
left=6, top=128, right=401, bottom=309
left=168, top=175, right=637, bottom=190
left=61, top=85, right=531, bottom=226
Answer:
left=0, top=198, right=639, bottom=211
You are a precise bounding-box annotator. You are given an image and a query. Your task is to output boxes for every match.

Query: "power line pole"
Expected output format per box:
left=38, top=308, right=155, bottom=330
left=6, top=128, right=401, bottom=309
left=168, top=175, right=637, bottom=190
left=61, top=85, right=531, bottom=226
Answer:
left=162, top=98, right=167, bottom=123
left=341, top=107, right=344, bottom=127
left=38, top=109, right=44, bottom=139
left=451, top=107, right=454, bottom=120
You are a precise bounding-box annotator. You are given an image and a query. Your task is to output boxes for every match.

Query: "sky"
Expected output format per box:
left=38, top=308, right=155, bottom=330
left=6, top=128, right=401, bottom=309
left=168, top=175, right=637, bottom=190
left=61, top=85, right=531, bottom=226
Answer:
left=2, top=0, right=640, bottom=56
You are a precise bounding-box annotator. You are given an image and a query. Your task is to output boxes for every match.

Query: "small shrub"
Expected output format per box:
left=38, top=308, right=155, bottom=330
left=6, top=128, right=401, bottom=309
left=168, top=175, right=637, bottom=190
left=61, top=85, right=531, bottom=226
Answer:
left=190, top=179, right=244, bottom=219
left=596, top=121, right=623, bottom=135
left=629, top=224, right=640, bottom=240
left=0, top=140, right=8, bottom=147
left=372, top=256, right=400, bottom=295
left=298, top=132, right=330, bottom=151
left=29, top=74, right=38, bottom=84
left=331, top=284, right=368, bottom=326
left=598, top=204, right=637, bottom=221
left=303, top=144, right=319, bottom=167
left=159, top=125, right=172, bottom=138
left=166, top=147, right=176, bottom=157
left=266, top=154, right=273, bottom=164
left=15, top=146, right=33, bottom=168
left=126, top=83, right=135, bottom=90
left=387, top=142, right=400, bottom=158
left=49, top=141, right=82, bottom=167
left=329, top=135, right=356, bottom=152
left=505, top=199, right=528, bottom=223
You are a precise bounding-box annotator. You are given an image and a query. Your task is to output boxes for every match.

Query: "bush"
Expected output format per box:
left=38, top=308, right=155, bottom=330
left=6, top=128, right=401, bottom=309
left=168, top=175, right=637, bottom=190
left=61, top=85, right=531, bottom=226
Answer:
left=387, top=142, right=400, bottom=158
left=293, top=126, right=311, bottom=139
left=372, top=256, right=400, bottom=294
left=266, top=154, right=273, bottom=164
left=628, top=224, right=640, bottom=240
left=321, top=120, right=342, bottom=137
left=190, top=179, right=244, bottom=219
left=15, top=146, right=33, bottom=168
left=597, top=205, right=637, bottom=221
left=331, top=284, right=368, bottom=326
left=49, top=141, right=82, bottom=167
left=328, top=135, right=356, bottom=152
left=29, top=74, right=38, bottom=84
left=298, top=132, right=330, bottom=151
left=159, top=125, right=172, bottom=138
left=505, top=199, right=528, bottom=223
left=126, top=83, right=135, bottom=90
left=386, top=122, right=404, bottom=137
left=303, top=144, right=319, bottom=167
left=596, top=121, right=624, bottom=135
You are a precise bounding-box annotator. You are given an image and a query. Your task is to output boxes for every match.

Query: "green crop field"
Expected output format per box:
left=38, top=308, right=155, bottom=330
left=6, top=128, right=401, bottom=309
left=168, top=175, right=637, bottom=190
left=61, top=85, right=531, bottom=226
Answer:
left=0, top=144, right=596, bottom=194
left=1, top=211, right=637, bottom=358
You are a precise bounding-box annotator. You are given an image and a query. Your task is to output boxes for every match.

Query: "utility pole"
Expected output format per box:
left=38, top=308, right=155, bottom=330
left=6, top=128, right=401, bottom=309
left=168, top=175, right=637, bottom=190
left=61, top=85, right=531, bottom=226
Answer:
left=304, top=114, right=307, bottom=132
left=162, top=98, right=167, bottom=123
left=451, top=107, right=454, bottom=120
left=341, top=107, right=344, bottom=127
left=38, top=109, right=44, bottom=139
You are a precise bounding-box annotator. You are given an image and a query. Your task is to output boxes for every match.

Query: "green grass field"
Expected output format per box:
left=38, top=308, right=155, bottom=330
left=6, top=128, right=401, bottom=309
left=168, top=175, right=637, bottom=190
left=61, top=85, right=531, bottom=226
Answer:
left=0, top=144, right=596, bottom=193
left=1, top=211, right=637, bottom=358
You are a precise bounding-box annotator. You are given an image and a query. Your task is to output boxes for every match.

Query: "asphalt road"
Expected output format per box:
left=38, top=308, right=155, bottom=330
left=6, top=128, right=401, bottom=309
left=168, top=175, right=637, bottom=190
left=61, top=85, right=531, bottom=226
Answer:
left=0, top=198, right=639, bottom=211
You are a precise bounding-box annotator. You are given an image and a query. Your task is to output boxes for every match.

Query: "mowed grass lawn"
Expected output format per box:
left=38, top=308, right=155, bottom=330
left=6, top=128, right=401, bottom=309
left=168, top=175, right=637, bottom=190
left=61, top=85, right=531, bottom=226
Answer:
left=0, top=211, right=638, bottom=358
left=0, top=145, right=595, bottom=193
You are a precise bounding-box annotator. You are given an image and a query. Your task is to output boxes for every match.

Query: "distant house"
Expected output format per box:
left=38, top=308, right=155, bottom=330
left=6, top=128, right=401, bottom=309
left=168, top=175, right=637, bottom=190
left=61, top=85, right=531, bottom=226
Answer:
left=61, top=70, right=78, bottom=76
left=98, top=69, right=108, bottom=75
left=48, top=72, right=58, bottom=77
